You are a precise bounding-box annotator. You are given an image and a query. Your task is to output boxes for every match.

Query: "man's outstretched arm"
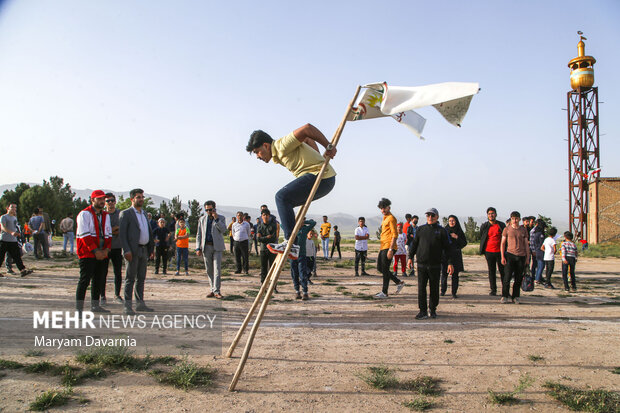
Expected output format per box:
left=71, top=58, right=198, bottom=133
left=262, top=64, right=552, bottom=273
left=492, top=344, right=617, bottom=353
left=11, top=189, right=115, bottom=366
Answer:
left=293, top=123, right=337, bottom=159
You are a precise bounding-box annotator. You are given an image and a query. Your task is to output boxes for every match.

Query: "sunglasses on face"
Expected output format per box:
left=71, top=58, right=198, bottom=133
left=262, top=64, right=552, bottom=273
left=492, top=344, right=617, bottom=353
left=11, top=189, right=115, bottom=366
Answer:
left=205, top=208, right=213, bottom=212
left=105, top=199, right=115, bottom=203
left=426, top=213, right=436, bottom=217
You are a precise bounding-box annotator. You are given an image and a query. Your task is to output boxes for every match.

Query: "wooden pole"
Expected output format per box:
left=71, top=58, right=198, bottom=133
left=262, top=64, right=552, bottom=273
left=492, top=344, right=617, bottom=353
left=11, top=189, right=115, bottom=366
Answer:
left=226, top=207, right=306, bottom=358
left=228, top=85, right=361, bottom=391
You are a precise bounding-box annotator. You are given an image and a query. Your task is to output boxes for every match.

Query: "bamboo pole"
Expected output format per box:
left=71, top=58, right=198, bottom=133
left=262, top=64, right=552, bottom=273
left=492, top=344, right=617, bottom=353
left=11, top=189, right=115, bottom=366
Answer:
left=228, top=85, right=361, bottom=391
left=226, top=207, right=307, bottom=358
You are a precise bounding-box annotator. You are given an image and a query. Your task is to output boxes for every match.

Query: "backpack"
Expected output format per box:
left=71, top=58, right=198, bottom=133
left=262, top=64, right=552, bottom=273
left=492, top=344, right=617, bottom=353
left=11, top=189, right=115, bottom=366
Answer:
left=521, top=267, right=534, bottom=292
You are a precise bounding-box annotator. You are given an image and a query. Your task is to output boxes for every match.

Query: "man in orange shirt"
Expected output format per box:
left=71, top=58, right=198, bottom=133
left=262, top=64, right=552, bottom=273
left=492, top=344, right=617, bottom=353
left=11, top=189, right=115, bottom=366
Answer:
left=374, top=198, right=405, bottom=298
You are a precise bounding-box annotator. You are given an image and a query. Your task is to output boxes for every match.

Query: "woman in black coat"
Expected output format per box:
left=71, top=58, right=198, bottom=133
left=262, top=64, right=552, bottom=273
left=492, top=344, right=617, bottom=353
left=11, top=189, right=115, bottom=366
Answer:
left=441, top=215, right=468, bottom=298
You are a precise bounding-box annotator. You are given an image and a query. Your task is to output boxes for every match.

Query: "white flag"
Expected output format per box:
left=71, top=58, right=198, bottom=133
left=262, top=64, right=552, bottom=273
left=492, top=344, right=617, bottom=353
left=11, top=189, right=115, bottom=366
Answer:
left=349, top=81, right=479, bottom=139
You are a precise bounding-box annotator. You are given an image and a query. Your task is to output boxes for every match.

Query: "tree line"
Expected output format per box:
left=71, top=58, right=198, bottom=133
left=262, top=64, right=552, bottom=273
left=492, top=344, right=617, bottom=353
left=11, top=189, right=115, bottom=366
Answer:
left=0, top=177, right=203, bottom=235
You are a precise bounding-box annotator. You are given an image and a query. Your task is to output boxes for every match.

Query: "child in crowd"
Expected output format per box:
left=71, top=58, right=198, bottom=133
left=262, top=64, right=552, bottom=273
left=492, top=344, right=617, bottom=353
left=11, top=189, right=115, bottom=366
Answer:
left=174, top=218, right=190, bottom=276
left=306, top=229, right=318, bottom=284
left=541, top=227, right=558, bottom=289
left=561, top=231, right=578, bottom=291
left=393, top=223, right=407, bottom=276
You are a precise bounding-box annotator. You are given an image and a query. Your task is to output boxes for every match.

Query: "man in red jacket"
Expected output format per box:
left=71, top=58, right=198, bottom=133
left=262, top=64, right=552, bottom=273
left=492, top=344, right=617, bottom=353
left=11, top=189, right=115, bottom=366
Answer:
left=76, top=190, right=112, bottom=313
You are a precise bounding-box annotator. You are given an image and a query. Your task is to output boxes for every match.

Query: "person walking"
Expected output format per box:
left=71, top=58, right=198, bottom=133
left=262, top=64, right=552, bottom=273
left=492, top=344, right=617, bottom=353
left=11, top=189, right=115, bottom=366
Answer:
left=408, top=208, right=453, bottom=319
left=0, top=204, right=33, bottom=277
left=119, top=189, right=155, bottom=314
left=374, top=198, right=405, bottom=298
left=479, top=207, right=506, bottom=296
left=75, top=191, right=112, bottom=313
left=196, top=200, right=227, bottom=299
left=441, top=215, right=467, bottom=298
left=330, top=225, right=341, bottom=259
left=500, top=211, right=530, bottom=304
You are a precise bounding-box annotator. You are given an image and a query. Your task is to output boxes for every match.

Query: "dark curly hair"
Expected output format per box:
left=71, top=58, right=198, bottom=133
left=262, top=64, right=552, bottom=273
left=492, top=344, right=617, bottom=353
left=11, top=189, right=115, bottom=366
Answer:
left=246, top=130, right=274, bottom=152
left=377, top=198, right=391, bottom=209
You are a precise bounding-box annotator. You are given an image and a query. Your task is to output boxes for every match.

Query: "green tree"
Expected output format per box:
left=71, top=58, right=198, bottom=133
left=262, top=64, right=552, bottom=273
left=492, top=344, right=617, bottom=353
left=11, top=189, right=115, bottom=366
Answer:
left=116, top=195, right=132, bottom=211
left=187, top=199, right=201, bottom=235
left=18, top=185, right=55, bottom=224
left=464, top=217, right=481, bottom=243
left=0, top=183, right=31, bottom=211
left=158, top=200, right=171, bottom=219
left=169, top=195, right=185, bottom=216
left=537, top=214, right=553, bottom=228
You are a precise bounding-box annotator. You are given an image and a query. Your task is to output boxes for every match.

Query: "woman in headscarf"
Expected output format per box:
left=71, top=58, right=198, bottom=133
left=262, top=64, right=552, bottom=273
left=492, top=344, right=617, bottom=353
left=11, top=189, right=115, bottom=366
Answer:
left=441, top=215, right=468, bottom=298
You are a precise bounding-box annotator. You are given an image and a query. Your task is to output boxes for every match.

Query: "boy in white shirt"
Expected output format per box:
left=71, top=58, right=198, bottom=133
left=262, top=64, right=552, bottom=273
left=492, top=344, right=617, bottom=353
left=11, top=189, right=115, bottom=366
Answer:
left=354, top=217, right=370, bottom=276
left=541, top=227, right=557, bottom=289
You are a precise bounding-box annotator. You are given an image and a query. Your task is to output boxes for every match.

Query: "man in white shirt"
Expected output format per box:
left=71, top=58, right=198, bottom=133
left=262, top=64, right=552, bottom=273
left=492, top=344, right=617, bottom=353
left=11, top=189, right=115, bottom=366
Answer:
left=232, top=211, right=251, bottom=274
left=354, top=217, right=370, bottom=276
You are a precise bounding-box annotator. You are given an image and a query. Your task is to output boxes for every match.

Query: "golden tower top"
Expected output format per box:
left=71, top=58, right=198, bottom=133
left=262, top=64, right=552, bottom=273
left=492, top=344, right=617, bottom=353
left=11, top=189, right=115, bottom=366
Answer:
left=568, top=32, right=596, bottom=90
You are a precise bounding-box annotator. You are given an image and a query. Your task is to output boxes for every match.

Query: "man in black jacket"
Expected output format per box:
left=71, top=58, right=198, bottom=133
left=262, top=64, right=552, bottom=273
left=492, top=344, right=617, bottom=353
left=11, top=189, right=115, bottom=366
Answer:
left=407, top=208, right=453, bottom=319
left=479, top=207, right=506, bottom=296
left=256, top=209, right=278, bottom=285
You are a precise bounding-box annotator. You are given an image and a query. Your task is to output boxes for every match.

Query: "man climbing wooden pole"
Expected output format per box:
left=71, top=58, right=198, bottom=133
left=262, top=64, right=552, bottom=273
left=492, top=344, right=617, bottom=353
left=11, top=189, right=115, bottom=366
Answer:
left=228, top=86, right=361, bottom=391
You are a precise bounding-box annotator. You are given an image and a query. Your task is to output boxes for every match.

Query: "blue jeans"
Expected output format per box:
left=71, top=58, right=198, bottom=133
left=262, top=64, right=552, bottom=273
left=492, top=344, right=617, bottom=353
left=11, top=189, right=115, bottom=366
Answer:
left=176, top=247, right=189, bottom=271
left=321, top=237, right=329, bottom=259
left=63, top=232, right=75, bottom=253
left=535, top=258, right=545, bottom=282
left=290, top=257, right=309, bottom=293
left=275, top=174, right=335, bottom=239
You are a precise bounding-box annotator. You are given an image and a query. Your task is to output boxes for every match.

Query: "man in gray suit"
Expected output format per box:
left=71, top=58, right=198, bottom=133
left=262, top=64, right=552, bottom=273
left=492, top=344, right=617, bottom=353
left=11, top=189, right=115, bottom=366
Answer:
left=196, top=200, right=227, bottom=299
left=119, top=188, right=154, bottom=314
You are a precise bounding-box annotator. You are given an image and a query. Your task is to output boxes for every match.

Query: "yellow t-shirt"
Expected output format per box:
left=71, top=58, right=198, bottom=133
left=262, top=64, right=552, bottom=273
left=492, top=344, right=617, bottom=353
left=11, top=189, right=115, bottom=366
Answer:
left=271, top=132, right=336, bottom=179
left=320, top=222, right=331, bottom=238
left=380, top=213, right=397, bottom=250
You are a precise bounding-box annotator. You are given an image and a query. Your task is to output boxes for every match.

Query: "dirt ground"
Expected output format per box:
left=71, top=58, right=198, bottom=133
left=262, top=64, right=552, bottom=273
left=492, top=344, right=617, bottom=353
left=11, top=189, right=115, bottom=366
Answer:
left=1, top=242, right=619, bottom=412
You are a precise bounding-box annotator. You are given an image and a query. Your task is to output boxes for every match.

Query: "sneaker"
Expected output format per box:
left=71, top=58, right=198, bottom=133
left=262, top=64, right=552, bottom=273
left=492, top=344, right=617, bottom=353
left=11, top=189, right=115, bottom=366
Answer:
left=154, top=270, right=159, bottom=274
left=361, top=271, right=370, bottom=276
left=452, top=294, right=458, bottom=299
left=162, top=271, right=167, bottom=275
left=295, top=291, right=302, bottom=300
left=354, top=272, right=359, bottom=277
left=185, top=271, right=189, bottom=276
left=100, top=297, right=107, bottom=306
left=500, top=297, right=509, bottom=304
left=136, top=304, right=154, bottom=312
left=214, top=293, right=223, bottom=299
left=302, top=294, right=309, bottom=301
left=175, top=271, right=180, bottom=276
left=440, top=291, right=446, bottom=296
left=430, top=311, right=437, bottom=319
left=114, top=295, right=124, bottom=304
left=571, top=287, right=577, bottom=292
left=415, top=312, right=428, bottom=320
left=489, top=291, right=497, bottom=296
left=20, top=269, right=33, bottom=277
left=124, top=307, right=136, bottom=315
left=535, top=281, right=542, bottom=285
left=206, top=292, right=215, bottom=298
left=288, top=245, right=300, bottom=260
left=395, top=281, right=405, bottom=294
left=513, top=297, right=520, bottom=304
left=7, top=269, right=15, bottom=275
left=91, top=305, right=110, bottom=313
left=545, top=284, right=555, bottom=289
left=565, top=288, right=570, bottom=292
left=374, top=292, right=388, bottom=299
left=267, top=241, right=288, bottom=255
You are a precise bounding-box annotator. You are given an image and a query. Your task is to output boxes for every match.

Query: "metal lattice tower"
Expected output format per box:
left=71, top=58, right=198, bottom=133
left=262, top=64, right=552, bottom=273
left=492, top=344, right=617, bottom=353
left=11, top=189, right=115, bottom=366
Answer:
left=567, top=87, right=599, bottom=239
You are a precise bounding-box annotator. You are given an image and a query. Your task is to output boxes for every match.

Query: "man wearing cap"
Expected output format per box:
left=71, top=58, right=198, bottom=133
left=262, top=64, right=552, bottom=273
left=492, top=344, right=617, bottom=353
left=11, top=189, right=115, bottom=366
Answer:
left=246, top=124, right=337, bottom=260
left=408, top=208, right=453, bottom=319
left=76, top=190, right=112, bottom=313
left=119, top=188, right=155, bottom=314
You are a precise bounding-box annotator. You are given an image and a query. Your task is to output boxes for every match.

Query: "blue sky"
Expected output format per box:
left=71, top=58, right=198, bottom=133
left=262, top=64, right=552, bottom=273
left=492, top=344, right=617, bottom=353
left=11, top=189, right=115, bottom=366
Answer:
left=0, top=0, right=618, bottom=223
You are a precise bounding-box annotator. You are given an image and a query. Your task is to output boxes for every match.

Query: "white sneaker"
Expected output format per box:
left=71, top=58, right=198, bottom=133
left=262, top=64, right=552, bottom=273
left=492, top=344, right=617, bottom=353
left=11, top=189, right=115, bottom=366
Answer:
left=267, top=241, right=288, bottom=254
left=395, top=281, right=405, bottom=294
left=374, top=292, right=388, bottom=299
left=288, top=245, right=300, bottom=260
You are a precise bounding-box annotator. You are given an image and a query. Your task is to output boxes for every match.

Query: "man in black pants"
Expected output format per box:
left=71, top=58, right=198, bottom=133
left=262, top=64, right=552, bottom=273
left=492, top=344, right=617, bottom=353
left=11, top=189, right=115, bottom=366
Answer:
left=479, top=207, right=506, bottom=296
left=330, top=225, right=341, bottom=259
left=0, top=204, right=33, bottom=277
left=104, top=193, right=124, bottom=304
left=500, top=211, right=530, bottom=304
left=408, top=208, right=453, bottom=319
left=256, top=209, right=278, bottom=284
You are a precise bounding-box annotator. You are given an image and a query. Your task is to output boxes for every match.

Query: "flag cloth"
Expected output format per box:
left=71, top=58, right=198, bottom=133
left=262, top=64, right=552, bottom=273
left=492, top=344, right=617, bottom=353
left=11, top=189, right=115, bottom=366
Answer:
left=348, top=81, right=479, bottom=139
